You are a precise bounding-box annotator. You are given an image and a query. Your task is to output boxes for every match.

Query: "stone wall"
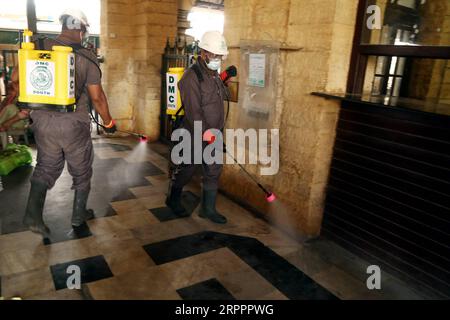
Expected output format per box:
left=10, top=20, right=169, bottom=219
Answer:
left=101, top=0, right=178, bottom=140
left=221, top=0, right=358, bottom=237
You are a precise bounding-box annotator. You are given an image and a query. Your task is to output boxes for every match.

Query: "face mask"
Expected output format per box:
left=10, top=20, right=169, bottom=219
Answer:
left=206, top=57, right=221, bottom=71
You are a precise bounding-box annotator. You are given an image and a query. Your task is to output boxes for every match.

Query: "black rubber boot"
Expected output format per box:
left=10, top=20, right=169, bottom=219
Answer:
left=23, top=180, right=50, bottom=236
left=199, top=189, right=227, bottom=224
left=72, top=190, right=95, bottom=227
left=165, top=184, right=189, bottom=217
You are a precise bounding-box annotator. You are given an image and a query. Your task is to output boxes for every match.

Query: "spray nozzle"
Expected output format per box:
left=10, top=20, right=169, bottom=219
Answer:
left=265, top=192, right=277, bottom=203
left=139, top=135, right=148, bottom=142
left=256, top=184, right=277, bottom=203
left=225, top=144, right=276, bottom=204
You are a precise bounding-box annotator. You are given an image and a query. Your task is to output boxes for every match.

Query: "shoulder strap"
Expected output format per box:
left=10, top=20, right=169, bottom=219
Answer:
left=43, top=36, right=102, bottom=78
left=37, top=37, right=45, bottom=50
left=174, top=62, right=204, bottom=117
left=190, top=63, right=204, bottom=82
left=70, top=46, right=102, bottom=78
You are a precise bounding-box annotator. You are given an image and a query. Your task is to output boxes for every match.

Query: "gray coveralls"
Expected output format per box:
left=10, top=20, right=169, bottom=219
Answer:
left=172, top=59, right=227, bottom=191
left=29, top=37, right=101, bottom=192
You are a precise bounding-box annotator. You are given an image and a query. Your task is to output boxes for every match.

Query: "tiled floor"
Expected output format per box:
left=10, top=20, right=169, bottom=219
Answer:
left=0, top=135, right=437, bottom=300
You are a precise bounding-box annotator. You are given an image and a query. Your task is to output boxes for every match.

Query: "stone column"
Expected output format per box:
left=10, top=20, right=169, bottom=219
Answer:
left=177, top=0, right=194, bottom=44
left=100, top=0, right=178, bottom=140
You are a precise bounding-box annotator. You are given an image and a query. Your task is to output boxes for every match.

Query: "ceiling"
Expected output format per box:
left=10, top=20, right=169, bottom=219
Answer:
left=194, top=0, right=224, bottom=10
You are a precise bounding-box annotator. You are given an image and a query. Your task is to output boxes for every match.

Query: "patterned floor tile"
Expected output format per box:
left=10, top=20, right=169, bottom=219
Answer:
left=110, top=198, right=149, bottom=214
left=313, top=266, right=382, bottom=300
left=146, top=174, right=170, bottom=185
left=259, top=290, right=289, bottom=300
left=177, top=278, right=236, bottom=300
left=0, top=231, right=43, bottom=254
left=0, top=141, right=155, bottom=238
left=27, top=288, right=86, bottom=300
left=1, top=267, right=55, bottom=299
left=50, top=255, right=113, bottom=290
left=87, top=216, right=129, bottom=236
left=143, top=233, right=224, bottom=265
left=218, top=268, right=285, bottom=300
left=142, top=231, right=336, bottom=300
left=86, top=265, right=180, bottom=300
left=137, top=193, right=167, bottom=210
left=44, top=236, right=101, bottom=267
left=130, top=185, right=168, bottom=198
left=114, top=210, right=160, bottom=228
left=0, top=235, right=100, bottom=277
left=0, top=137, right=431, bottom=300
left=91, top=231, right=140, bottom=255
left=94, top=150, right=130, bottom=160
left=0, top=246, right=50, bottom=276
left=157, top=248, right=250, bottom=290
left=283, top=246, right=335, bottom=278
left=104, top=246, right=155, bottom=276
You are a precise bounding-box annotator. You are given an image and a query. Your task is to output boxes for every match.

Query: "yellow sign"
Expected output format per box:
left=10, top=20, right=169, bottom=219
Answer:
left=166, top=67, right=184, bottom=116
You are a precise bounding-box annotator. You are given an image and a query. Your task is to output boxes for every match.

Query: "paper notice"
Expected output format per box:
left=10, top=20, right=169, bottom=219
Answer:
left=248, top=53, right=266, bottom=87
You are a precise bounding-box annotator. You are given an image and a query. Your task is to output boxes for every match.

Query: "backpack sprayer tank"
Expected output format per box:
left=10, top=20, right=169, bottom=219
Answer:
left=17, top=30, right=76, bottom=112
left=166, top=67, right=185, bottom=119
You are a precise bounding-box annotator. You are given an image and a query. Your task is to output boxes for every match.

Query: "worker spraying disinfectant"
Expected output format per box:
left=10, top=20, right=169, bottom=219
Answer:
left=165, top=31, right=233, bottom=224
left=14, top=9, right=117, bottom=236
left=165, top=31, right=276, bottom=225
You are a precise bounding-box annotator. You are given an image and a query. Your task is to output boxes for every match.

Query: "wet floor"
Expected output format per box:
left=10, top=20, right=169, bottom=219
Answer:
left=0, top=136, right=437, bottom=300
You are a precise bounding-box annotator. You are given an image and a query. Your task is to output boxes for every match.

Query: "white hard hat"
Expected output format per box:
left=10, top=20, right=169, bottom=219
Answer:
left=199, top=31, right=229, bottom=56
left=59, top=8, right=90, bottom=29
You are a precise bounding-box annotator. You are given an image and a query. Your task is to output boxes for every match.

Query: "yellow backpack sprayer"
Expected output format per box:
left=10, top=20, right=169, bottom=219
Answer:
left=17, top=30, right=76, bottom=112
left=16, top=29, right=147, bottom=141
left=166, top=67, right=185, bottom=129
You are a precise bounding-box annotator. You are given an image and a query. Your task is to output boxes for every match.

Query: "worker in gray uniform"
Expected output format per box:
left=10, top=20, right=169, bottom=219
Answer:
left=14, top=9, right=117, bottom=236
left=166, top=31, right=230, bottom=224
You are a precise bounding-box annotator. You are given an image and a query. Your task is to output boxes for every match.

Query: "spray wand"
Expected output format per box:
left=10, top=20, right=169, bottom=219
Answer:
left=223, top=143, right=277, bottom=203
left=88, top=107, right=147, bottom=142
left=115, top=129, right=148, bottom=142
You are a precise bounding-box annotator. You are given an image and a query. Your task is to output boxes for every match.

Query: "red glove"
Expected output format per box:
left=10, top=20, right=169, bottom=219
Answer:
left=203, top=130, right=216, bottom=145
left=220, top=66, right=237, bottom=85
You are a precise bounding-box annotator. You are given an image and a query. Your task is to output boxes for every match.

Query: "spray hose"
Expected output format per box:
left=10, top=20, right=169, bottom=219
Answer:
left=41, top=38, right=147, bottom=141
left=223, top=143, right=276, bottom=203
left=87, top=107, right=147, bottom=141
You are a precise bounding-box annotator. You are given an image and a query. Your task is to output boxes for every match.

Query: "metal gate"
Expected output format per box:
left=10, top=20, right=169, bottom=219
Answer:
left=159, top=38, right=197, bottom=142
